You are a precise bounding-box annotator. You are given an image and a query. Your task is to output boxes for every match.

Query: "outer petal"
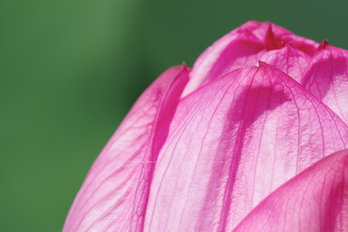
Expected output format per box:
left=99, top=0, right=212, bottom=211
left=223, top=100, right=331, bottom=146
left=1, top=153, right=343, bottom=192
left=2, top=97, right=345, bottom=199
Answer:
left=301, top=41, right=348, bottom=124
left=63, top=65, right=190, bottom=232
left=143, top=63, right=348, bottom=232
left=233, top=149, right=348, bottom=232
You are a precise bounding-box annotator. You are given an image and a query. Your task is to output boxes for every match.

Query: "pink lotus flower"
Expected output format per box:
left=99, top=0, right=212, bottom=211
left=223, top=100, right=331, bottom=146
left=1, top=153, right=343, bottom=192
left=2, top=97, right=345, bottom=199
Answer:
left=64, top=21, right=348, bottom=232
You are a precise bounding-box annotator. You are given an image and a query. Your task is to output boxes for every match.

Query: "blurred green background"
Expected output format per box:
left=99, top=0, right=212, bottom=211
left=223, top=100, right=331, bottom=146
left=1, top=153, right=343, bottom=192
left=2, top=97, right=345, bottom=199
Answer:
left=1, top=0, right=347, bottom=231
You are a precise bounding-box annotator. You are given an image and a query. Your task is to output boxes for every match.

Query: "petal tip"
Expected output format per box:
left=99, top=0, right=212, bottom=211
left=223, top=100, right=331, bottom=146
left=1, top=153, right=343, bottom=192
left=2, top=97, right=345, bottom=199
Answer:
left=317, top=39, right=331, bottom=51
left=257, top=60, right=267, bottom=67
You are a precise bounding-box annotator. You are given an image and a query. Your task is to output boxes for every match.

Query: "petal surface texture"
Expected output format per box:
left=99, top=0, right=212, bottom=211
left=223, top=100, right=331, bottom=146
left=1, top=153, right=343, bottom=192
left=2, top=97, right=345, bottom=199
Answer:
left=258, top=44, right=311, bottom=83
left=233, top=149, right=348, bottom=232
left=144, top=63, right=348, bottom=232
left=301, top=40, right=348, bottom=124
left=63, top=65, right=190, bottom=232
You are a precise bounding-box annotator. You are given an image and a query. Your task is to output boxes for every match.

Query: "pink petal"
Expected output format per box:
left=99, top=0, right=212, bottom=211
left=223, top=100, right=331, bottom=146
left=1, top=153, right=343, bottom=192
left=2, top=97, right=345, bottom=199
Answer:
left=182, top=23, right=264, bottom=97
left=250, top=22, right=318, bottom=55
left=250, top=22, right=284, bottom=50
left=233, top=149, right=348, bottom=232
left=258, top=44, right=311, bottom=82
left=301, top=40, right=348, bottom=124
left=63, top=64, right=190, bottom=232
left=143, top=63, right=348, bottom=231
left=270, top=23, right=319, bottom=56
left=182, top=21, right=319, bottom=97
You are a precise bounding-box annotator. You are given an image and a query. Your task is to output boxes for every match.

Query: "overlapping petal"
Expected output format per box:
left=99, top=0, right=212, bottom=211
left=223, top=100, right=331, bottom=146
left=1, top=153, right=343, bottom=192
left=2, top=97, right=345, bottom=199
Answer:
left=258, top=44, right=311, bottom=82
left=233, top=149, right=348, bottom=232
left=64, top=21, right=348, bottom=232
left=182, top=21, right=319, bottom=97
left=143, top=63, right=348, bottom=231
left=63, top=65, right=190, bottom=232
left=301, top=40, right=348, bottom=124
left=182, top=21, right=264, bottom=97
left=266, top=22, right=318, bottom=56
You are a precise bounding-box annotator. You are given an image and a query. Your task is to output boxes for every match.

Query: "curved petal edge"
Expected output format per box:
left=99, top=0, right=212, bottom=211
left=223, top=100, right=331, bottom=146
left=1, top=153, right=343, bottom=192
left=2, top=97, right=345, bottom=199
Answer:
left=233, top=149, right=348, bottom=232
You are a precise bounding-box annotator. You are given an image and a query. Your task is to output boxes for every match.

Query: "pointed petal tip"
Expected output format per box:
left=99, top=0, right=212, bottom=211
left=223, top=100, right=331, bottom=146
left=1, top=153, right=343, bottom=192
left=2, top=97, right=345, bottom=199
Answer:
left=317, top=39, right=331, bottom=51
left=257, top=60, right=267, bottom=67
left=173, top=62, right=192, bottom=75
left=180, top=62, right=190, bottom=72
left=265, top=23, right=278, bottom=50
left=257, top=60, right=275, bottom=71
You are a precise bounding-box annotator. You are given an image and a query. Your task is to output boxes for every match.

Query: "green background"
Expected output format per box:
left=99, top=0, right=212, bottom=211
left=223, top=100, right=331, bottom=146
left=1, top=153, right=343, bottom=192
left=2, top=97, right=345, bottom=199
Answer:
left=1, top=0, right=347, bottom=231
